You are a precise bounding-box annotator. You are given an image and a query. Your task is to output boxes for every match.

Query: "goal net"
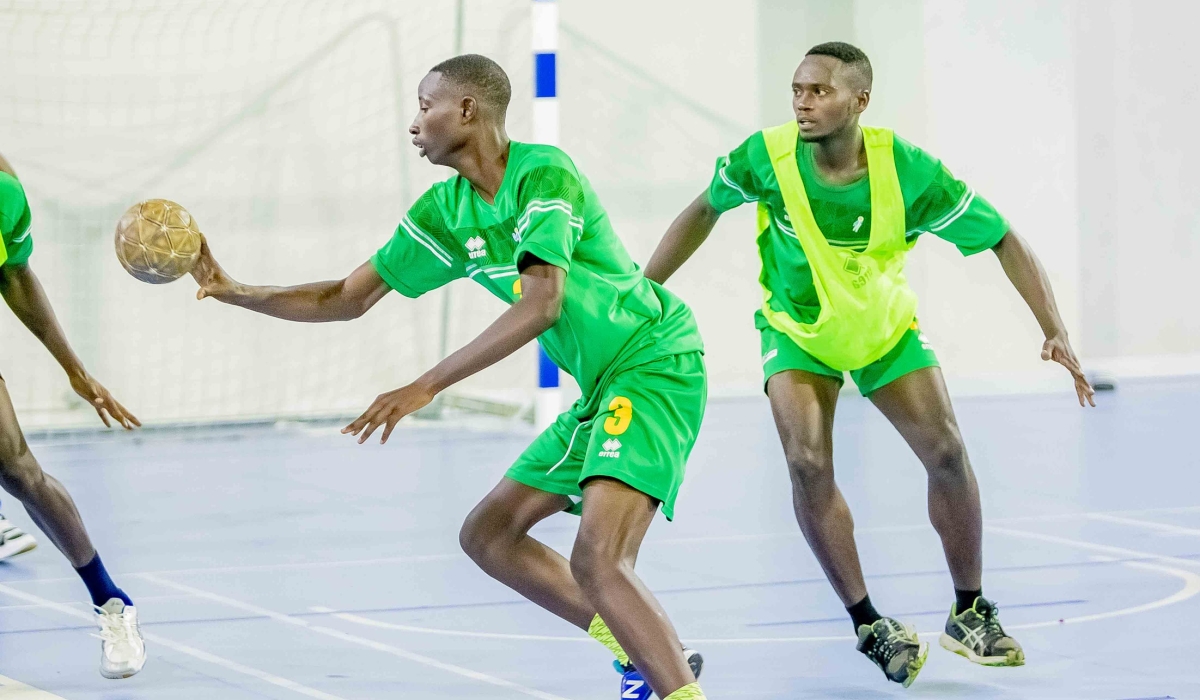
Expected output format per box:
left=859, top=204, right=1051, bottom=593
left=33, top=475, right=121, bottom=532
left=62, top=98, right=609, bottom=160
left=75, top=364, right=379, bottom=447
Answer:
left=0, top=0, right=534, bottom=428
left=0, top=0, right=750, bottom=430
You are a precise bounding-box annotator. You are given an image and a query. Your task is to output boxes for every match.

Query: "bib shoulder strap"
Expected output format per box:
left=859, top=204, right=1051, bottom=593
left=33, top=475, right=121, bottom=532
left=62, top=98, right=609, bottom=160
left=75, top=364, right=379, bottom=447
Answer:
left=761, top=121, right=800, bottom=162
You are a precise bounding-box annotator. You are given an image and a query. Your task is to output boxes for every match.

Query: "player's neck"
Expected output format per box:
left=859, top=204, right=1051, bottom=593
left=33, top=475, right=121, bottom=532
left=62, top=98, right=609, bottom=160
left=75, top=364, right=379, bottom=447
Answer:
left=810, top=122, right=866, bottom=183
left=451, top=128, right=511, bottom=205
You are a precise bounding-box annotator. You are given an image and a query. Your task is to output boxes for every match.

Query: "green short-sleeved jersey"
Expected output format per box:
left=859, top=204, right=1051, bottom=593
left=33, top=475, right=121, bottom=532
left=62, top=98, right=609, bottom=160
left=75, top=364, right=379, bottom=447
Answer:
left=0, top=172, right=33, bottom=267
left=372, top=141, right=703, bottom=398
left=708, top=130, right=1009, bottom=325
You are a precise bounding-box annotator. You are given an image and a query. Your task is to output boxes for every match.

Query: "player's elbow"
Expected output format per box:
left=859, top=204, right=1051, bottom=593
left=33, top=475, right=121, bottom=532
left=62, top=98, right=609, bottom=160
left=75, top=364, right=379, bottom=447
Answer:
left=527, top=287, right=564, bottom=331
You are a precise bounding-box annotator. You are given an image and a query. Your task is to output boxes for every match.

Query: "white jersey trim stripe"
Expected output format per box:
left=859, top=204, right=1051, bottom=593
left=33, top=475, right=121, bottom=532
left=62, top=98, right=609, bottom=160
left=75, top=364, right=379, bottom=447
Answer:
left=719, top=165, right=758, bottom=203
left=929, top=187, right=976, bottom=233
left=399, top=217, right=452, bottom=267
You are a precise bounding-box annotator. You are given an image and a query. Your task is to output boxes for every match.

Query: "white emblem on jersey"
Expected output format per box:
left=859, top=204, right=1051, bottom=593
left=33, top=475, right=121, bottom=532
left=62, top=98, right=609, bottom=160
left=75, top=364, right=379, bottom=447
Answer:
left=762, top=348, right=779, bottom=365
left=852, top=215, right=865, bottom=233
left=466, top=236, right=487, bottom=259
left=599, top=439, right=622, bottom=458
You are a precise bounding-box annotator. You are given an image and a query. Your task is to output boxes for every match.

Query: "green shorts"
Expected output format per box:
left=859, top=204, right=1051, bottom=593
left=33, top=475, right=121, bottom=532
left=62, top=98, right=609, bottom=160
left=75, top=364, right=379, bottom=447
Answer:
left=506, top=351, right=706, bottom=521
left=760, top=318, right=939, bottom=396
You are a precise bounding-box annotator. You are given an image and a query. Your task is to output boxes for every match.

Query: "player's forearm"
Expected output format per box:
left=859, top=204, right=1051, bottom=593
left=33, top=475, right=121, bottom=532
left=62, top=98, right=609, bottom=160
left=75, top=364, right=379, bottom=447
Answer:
left=0, top=265, right=88, bottom=378
left=993, top=230, right=1069, bottom=339
left=644, top=192, right=721, bottom=284
left=417, top=270, right=564, bottom=394
left=220, top=279, right=363, bottom=323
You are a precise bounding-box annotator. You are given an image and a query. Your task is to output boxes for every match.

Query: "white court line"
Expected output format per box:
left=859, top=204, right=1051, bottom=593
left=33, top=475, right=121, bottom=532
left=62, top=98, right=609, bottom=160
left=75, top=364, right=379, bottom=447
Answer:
left=1087, top=513, right=1200, bottom=537
left=986, top=526, right=1200, bottom=570
left=1005, top=555, right=1200, bottom=631
left=140, top=574, right=575, bottom=700
left=0, top=675, right=66, bottom=699
left=320, top=527, right=1200, bottom=646
left=313, top=607, right=592, bottom=642
left=0, top=594, right=193, bottom=613
left=0, top=582, right=348, bottom=700
left=3, top=503, right=1198, bottom=587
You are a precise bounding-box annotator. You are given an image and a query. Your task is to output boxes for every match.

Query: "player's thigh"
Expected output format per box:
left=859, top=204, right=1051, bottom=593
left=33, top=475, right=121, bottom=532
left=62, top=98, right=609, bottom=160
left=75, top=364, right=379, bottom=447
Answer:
left=577, top=352, right=706, bottom=522
left=0, top=378, right=32, bottom=468
left=461, top=477, right=574, bottom=555
left=867, top=365, right=965, bottom=457
left=765, top=369, right=841, bottom=467
left=575, top=477, right=658, bottom=567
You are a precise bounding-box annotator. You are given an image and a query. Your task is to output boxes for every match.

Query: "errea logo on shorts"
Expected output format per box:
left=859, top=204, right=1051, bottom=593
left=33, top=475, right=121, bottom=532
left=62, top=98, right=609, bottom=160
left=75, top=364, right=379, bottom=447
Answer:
left=466, top=236, right=487, bottom=259
left=599, top=439, right=622, bottom=458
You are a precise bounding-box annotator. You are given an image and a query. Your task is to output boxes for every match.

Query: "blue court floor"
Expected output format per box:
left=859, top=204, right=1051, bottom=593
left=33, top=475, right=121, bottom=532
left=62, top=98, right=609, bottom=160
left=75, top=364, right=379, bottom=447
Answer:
left=0, top=378, right=1197, bottom=699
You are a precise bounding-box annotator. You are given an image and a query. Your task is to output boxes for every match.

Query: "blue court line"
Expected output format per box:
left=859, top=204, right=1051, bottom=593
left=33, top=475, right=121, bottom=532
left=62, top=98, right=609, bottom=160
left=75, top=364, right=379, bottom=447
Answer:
left=747, top=598, right=1087, bottom=627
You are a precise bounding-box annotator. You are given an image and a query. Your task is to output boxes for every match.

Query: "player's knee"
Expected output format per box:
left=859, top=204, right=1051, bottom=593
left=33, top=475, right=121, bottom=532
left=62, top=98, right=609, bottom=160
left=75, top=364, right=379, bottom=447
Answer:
left=0, top=445, right=43, bottom=501
left=923, top=431, right=969, bottom=480
left=569, top=534, right=622, bottom=589
left=458, top=505, right=501, bottom=563
left=785, top=444, right=833, bottom=491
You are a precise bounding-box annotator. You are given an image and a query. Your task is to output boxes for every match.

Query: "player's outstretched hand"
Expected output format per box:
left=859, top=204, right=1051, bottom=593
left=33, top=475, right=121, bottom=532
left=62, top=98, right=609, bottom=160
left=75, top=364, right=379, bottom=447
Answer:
left=1042, top=333, right=1095, bottom=407
left=191, top=237, right=237, bottom=301
left=70, top=372, right=141, bottom=429
left=342, top=382, right=436, bottom=445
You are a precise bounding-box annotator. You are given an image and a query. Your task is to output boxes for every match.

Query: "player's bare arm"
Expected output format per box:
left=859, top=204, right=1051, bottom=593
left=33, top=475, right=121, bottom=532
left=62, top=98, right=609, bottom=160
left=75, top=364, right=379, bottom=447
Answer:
left=343, top=259, right=566, bottom=445
left=992, top=230, right=1095, bottom=407
left=191, top=238, right=390, bottom=322
left=0, top=262, right=138, bottom=429
left=0, top=153, right=16, bottom=179
left=644, top=192, right=721, bottom=285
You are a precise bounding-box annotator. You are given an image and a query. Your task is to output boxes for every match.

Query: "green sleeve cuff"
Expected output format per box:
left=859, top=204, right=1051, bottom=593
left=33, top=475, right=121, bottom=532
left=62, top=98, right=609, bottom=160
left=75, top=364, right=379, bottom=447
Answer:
left=370, top=252, right=423, bottom=298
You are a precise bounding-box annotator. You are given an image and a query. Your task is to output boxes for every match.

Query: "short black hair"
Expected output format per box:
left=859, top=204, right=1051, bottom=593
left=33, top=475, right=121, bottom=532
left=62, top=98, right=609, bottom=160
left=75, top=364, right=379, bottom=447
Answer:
left=806, top=41, right=872, bottom=90
left=429, top=54, right=512, bottom=111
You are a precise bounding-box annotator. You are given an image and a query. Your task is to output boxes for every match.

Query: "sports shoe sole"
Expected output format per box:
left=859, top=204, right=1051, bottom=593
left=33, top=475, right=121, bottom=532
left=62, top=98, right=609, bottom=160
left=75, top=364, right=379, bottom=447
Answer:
left=939, top=632, right=1025, bottom=667
left=0, top=534, right=37, bottom=561
left=901, top=641, right=930, bottom=688
left=100, top=661, right=145, bottom=680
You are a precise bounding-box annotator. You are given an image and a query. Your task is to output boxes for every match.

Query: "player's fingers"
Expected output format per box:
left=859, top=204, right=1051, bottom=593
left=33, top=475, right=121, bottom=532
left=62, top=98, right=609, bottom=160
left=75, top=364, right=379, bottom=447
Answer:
left=115, top=401, right=142, bottom=428
left=342, top=405, right=379, bottom=435
left=380, top=414, right=401, bottom=444
left=357, top=419, right=380, bottom=444
left=93, top=404, right=112, bottom=428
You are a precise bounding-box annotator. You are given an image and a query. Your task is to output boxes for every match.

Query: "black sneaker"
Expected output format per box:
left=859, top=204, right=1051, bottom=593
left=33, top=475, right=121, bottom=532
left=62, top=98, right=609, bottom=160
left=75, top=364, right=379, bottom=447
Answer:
left=940, top=596, right=1025, bottom=666
left=856, top=617, right=929, bottom=688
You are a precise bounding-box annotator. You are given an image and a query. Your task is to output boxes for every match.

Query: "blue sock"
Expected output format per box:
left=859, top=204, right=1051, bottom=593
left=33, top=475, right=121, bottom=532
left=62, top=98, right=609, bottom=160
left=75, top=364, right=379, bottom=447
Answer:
left=75, top=553, right=132, bottom=607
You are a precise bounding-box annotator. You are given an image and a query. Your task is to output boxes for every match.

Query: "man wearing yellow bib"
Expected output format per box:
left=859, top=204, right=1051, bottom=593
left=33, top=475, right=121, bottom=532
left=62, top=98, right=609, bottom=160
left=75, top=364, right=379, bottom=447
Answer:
left=647, top=42, right=1095, bottom=688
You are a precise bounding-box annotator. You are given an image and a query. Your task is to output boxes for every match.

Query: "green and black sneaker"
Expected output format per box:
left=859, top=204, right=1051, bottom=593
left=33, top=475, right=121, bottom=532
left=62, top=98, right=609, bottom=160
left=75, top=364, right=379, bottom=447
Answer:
left=856, top=617, right=929, bottom=688
left=940, top=596, right=1025, bottom=666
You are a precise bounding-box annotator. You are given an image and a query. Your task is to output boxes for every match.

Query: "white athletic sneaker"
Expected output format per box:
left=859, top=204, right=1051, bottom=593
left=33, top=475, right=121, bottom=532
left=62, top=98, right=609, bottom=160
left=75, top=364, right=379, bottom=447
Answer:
left=94, top=598, right=146, bottom=679
left=0, top=514, right=37, bottom=561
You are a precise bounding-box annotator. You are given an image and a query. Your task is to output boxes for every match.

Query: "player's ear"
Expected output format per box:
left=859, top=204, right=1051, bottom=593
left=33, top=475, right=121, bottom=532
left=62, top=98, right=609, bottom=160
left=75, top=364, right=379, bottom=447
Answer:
left=460, top=96, right=477, bottom=123
left=855, top=88, right=871, bottom=114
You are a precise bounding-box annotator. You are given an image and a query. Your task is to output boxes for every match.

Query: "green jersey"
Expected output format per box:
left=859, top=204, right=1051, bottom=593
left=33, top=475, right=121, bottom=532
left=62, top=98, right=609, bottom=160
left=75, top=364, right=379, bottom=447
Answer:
left=373, top=141, right=703, bottom=398
left=709, top=130, right=1009, bottom=324
left=0, top=172, right=33, bottom=267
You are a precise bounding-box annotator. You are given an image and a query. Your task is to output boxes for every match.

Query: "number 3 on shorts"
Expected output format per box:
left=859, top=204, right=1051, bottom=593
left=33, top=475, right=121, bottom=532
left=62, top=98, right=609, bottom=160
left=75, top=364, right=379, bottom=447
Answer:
left=603, top=396, right=633, bottom=435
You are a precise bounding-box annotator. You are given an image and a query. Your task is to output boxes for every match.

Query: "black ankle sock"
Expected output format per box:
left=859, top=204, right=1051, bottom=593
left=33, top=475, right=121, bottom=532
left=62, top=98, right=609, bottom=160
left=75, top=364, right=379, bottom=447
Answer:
left=955, top=588, right=982, bottom=613
left=846, top=595, right=882, bottom=630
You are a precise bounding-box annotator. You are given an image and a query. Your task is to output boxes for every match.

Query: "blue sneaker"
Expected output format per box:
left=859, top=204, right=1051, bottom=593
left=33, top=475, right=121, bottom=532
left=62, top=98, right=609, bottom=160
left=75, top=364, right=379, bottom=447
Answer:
left=619, top=667, right=653, bottom=700
left=614, top=647, right=703, bottom=699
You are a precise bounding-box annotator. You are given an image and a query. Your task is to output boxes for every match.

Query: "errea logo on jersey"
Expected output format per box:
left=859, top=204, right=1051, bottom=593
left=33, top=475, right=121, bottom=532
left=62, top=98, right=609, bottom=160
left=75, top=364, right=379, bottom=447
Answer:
left=599, top=439, right=622, bottom=458
left=466, top=236, right=487, bottom=259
